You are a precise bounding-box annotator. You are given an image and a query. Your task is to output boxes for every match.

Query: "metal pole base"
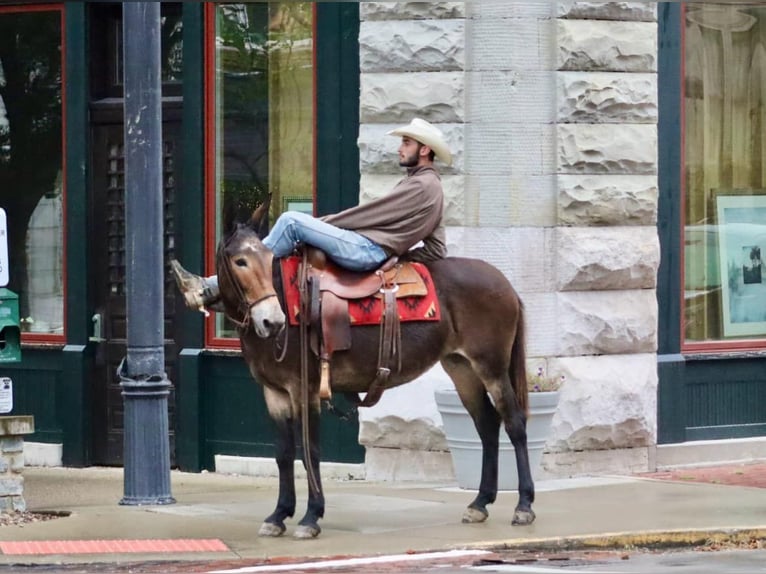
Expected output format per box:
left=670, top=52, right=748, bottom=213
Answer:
left=119, top=364, right=175, bottom=506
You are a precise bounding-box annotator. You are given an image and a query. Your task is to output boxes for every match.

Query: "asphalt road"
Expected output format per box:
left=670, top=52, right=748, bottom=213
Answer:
left=466, top=549, right=766, bottom=574
left=1, top=548, right=764, bottom=573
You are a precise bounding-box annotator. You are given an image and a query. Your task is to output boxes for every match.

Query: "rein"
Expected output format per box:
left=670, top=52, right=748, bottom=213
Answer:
left=217, top=234, right=319, bottom=498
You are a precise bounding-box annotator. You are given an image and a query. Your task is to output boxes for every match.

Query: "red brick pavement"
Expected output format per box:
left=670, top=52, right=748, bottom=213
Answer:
left=0, top=539, right=228, bottom=556
left=638, top=461, right=766, bottom=488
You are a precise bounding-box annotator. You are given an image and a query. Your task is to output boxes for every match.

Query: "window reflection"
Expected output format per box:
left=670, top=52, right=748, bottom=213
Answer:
left=210, top=3, right=314, bottom=339
left=684, top=4, right=766, bottom=343
left=0, top=8, right=64, bottom=336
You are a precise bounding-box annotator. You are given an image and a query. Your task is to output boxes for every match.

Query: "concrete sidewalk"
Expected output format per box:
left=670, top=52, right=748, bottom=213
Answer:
left=0, top=465, right=764, bottom=567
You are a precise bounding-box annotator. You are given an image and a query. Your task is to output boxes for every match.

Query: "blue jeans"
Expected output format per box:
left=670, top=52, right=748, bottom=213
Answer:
left=203, top=212, right=389, bottom=294
left=263, top=211, right=389, bottom=272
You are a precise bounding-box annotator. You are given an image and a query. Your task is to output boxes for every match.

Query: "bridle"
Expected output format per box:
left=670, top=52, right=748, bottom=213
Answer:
left=216, top=234, right=279, bottom=331
left=216, top=233, right=290, bottom=362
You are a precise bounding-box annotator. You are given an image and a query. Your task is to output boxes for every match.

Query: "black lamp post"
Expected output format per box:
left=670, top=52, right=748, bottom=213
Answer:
left=120, top=1, right=174, bottom=506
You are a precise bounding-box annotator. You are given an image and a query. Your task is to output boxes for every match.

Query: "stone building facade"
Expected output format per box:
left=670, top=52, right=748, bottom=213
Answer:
left=356, top=1, right=660, bottom=480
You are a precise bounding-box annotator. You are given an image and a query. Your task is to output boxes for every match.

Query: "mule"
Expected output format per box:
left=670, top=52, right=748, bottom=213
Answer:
left=214, top=213, right=535, bottom=539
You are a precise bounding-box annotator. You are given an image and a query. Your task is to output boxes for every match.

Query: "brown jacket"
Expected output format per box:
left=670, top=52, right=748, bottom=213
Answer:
left=321, top=165, right=447, bottom=262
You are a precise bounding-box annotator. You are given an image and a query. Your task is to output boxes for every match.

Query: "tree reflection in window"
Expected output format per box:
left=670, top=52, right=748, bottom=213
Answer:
left=211, top=3, right=314, bottom=339
left=0, top=9, right=64, bottom=336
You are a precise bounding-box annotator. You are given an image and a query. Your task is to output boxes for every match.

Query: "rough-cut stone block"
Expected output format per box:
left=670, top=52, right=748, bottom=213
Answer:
left=557, top=20, right=657, bottom=72
left=466, top=17, right=555, bottom=71
left=558, top=2, right=657, bottom=22
left=556, top=226, right=659, bottom=290
left=442, top=174, right=467, bottom=227
left=360, top=20, right=465, bottom=72
left=360, top=416, right=448, bottom=451
left=557, top=290, right=657, bottom=355
left=547, top=354, right=657, bottom=451
left=361, top=2, right=466, bottom=21
left=558, top=174, right=658, bottom=225
left=558, top=72, right=657, bottom=123
left=467, top=71, right=555, bottom=124
left=0, top=477, right=23, bottom=497
left=0, top=453, right=22, bottom=474
left=558, top=124, right=656, bottom=175
left=359, top=123, right=463, bottom=175
left=0, top=417, right=34, bottom=436
left=360, top=174, right=465, bottom=226
left=9, top=452, right=22, bottom=474
left=1, top=438, right=23, bottom=454
left=0, top=496, right=24, bottom=513
left=358, top=365, right=449, bottom=451
left=361, top=72, right=464, bottom=123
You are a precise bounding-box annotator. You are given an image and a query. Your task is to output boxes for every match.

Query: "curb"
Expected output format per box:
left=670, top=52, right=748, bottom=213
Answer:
left=470, top=527, right=766, bottom=552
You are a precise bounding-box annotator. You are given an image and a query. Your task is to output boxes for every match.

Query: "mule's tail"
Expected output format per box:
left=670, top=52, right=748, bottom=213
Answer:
left=510, top=299, right=529, bottom=414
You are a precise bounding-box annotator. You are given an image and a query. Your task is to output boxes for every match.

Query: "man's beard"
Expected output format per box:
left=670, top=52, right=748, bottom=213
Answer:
left=399, top=152, right=419, bottom=167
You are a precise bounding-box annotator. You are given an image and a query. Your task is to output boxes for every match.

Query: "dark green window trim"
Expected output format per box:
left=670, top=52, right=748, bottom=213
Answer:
left=657, top=2, right=682, bottom=357
left=315, top=3, right=360, bottom=216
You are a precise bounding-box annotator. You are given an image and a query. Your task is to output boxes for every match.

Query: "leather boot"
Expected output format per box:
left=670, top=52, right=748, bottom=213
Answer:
left=169, top=259, right=221, bottom=311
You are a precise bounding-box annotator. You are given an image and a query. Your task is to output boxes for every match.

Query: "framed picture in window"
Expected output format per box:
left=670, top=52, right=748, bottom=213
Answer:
left=282, top=197, right=314, bottom=216
left=716, top=192, right=766, bottom=337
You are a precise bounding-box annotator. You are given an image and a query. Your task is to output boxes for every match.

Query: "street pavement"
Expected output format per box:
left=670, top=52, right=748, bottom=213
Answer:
left=0, top=463, right=763, bottom=571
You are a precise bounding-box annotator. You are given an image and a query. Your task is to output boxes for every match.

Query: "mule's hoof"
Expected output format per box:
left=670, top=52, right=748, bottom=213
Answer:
left=293, top=524, right=321, bottom=539
left=512, top=508, right=536, bottom=525
left=258, top=521, right=286, bottom=537
left=462, top=506, right=488, bottom=524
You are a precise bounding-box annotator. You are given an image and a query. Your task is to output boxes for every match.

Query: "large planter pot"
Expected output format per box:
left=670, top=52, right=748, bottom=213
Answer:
left=434, top=389, right=559, bottom=491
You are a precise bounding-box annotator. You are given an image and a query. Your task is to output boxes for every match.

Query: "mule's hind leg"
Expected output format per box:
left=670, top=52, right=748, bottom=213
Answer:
left=260, top=387, right=297, bottom=537
left=482, top=372, right=535, bottom=526
left=294, top=400, right=325, bottom=539
left=441, top=355, right=501, bottom=524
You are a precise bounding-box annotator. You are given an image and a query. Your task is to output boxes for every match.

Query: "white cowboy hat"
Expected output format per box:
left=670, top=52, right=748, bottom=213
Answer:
left=387, top=118, right=452, bottom=166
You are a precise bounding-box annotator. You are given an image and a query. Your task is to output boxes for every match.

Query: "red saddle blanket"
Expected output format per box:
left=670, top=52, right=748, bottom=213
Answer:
left=280, top=256, right=441, bottom=326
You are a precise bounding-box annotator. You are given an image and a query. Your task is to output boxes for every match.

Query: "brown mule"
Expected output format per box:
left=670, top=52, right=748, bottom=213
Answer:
left=214, top=212, right=534, bottom=540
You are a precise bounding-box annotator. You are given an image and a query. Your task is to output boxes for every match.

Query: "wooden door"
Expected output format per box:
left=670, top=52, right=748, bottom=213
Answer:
left=89, top=102, right=182, bottom=465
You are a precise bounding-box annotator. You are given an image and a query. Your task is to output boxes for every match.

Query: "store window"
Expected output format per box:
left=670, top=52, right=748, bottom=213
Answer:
left=684, top=4, right=766, bottom=347
left=90, top=2, right=183, bottom=99
left=0, top=5, right=64, bottom=339
left=205, top=3, right=314, bottom=341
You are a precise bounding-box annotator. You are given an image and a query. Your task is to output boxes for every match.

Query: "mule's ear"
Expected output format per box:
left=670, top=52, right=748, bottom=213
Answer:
left=249, top=193, right=272, bottom=239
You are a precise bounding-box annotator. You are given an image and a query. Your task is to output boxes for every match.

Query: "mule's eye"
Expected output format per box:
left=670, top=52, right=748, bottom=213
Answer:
left=235, top=258, right=248, bottom=267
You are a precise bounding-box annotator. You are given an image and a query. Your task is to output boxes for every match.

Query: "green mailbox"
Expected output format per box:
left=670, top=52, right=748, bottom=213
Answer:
left=0, top=289, right=20, bottom=363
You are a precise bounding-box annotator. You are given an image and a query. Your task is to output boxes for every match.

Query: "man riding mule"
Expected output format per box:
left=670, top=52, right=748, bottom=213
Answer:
left=171, top=118, right=537, bottom=540
left=172, top=117, right=451, bottom=310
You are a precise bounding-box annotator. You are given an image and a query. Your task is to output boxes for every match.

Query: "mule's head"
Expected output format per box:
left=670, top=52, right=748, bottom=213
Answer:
left=217, top=209, right=285, bottom=339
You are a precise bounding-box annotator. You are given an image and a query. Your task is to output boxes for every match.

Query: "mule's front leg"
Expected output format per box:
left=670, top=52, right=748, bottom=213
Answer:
left=294, top=403, right=325, bottom=539
left=507, top=411, right=536, bottom=525
left=260, top=416, right=296, bottom=537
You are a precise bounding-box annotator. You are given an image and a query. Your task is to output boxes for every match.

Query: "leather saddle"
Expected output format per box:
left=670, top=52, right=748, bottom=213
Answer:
left=305, top=247, right=428, bottom=300
left=299, top=247, right=428, bottom=405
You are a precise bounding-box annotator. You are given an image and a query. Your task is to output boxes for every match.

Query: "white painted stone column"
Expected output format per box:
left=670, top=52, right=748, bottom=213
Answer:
left=545, top=1, right=660, bottom=476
